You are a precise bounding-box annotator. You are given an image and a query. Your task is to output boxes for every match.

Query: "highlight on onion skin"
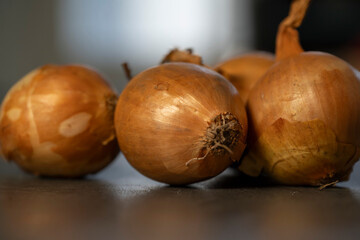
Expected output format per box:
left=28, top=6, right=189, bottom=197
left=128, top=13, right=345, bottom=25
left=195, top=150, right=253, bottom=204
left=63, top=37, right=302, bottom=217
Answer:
left=214, top=52, right=275, bottom=103
left=239, top=0, right=360, bottom=186
left=0, top=65, right=119, bottom=177
left=115, top=62, right=247, bottom=185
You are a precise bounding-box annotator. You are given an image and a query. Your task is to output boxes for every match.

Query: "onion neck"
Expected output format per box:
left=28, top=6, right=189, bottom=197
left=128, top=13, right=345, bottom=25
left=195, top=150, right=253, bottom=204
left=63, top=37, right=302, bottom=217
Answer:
left=275, top=0, right=311, bottom=61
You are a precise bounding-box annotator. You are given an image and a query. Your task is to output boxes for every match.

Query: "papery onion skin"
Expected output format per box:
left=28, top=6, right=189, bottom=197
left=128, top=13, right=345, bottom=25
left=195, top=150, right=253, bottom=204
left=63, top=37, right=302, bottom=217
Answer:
left=215, top=52, right=275, bottom=103
left=249, top=52, right=360, bottom=146
left=242, top=52, right=360, bottom=185
left=0, top=65, right=119, bottom=177
left=115, top=63, right=247, bottom=185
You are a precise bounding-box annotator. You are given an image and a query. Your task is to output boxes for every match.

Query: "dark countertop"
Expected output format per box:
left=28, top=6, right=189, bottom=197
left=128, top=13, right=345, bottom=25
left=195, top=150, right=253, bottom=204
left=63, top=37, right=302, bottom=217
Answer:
left=1, top=155, right=360, bottom=240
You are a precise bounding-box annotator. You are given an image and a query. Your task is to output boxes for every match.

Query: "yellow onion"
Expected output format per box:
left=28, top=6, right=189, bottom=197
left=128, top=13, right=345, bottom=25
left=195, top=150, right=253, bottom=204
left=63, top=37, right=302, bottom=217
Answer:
left=161, top=48, right=203, bottom=65
left=239, top=0, right=360, bottom=186
left=214, top=52, right=275, bottom=103
left=0, top=65, right=119, bottom=177
left=115, top=63, right=247, bottom=185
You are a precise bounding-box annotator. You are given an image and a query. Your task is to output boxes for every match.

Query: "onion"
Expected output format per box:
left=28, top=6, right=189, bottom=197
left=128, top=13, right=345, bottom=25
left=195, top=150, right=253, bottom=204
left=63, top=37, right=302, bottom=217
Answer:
left=115, top=62, right=247, bottom=185
left=0, top=65, right=119, bottom=177
left=161, top=48, right=203, bottom=65
left=239, top=0, right=360, bottom=186
left=215, top=52, right=275, bottom=103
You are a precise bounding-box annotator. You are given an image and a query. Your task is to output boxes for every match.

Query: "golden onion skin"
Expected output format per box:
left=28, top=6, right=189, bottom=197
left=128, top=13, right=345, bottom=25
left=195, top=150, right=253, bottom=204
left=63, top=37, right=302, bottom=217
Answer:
left=215, top=52, right=275, bottom=103
left=0, top=65, right=119, bottom=177
left=241, top=52, right=360, bottom=185
left=115, top=63, right=247, bottom=185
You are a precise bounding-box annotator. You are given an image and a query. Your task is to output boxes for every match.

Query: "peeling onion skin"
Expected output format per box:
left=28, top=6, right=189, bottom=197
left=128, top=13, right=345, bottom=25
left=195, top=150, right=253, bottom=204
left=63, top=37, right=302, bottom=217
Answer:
left=214, top=52, right=275, bottom=103
left=0, top=65, right=119, bottom=177
left=240, top=0, right=360, bottom=186
left=115, top=63, right=247, bottom=185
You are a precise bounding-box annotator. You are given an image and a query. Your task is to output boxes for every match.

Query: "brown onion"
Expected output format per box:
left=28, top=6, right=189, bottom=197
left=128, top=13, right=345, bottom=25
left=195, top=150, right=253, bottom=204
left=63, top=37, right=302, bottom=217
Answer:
left=214, top=52, right=275, bottom=103
left=115, top=62, right=247, bottom=185
left=0, top=65, right=119, bottom=177
left=161, top=48, right=204, bottom=66
left=239, top=0, right=360, bottom=186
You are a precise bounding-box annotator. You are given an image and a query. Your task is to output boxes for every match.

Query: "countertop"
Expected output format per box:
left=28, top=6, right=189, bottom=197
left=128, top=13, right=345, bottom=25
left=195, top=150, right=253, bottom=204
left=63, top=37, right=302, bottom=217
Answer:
left=1, top=155, right=360, bottom=240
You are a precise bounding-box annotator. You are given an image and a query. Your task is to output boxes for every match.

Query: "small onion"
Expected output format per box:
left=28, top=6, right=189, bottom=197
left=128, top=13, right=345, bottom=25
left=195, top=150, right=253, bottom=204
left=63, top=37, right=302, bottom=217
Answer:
left=115, top=63, right=247, bottom=185
left=239, top=0, right=360, bottom=186
left=0, top=65, right=119, bottom=177
left=214, top=52, right=275, bottom=103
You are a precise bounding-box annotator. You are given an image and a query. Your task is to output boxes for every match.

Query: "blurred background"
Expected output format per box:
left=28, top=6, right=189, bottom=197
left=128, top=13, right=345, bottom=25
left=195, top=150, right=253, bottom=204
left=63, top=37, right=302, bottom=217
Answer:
left=0, top=0, right=360, bottom=179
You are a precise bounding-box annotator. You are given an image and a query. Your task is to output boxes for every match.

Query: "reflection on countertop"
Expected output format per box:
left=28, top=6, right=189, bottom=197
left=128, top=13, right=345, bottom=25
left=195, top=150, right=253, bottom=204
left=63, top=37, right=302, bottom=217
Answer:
left=1, top=155, right=360, bottom=240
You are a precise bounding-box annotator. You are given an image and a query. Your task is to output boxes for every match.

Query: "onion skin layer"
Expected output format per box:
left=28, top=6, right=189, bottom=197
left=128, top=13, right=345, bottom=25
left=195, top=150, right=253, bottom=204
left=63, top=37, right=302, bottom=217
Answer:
left=241, top=52, right=360, bottom=186
left=115, top=63, right=247, bottom=185
left=215, top=52, right=275, bottom=103
left=0, top=65, right=119, bottom=177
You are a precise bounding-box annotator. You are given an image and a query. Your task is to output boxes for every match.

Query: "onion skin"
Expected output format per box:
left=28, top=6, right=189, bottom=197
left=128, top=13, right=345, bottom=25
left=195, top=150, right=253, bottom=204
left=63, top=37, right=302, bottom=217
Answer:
left=161, top=48, right=203, bottom=65
left=248, top=52, right=360, bottom=147
left=215, top=52, right=275, bottom=103
left=0, top=65, right=119, bottom=177
left=115, top=63, right=247, bottom=185
left=242, top=118, right=359, bottom=185
left=242, top=54, right=360, bottom=185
